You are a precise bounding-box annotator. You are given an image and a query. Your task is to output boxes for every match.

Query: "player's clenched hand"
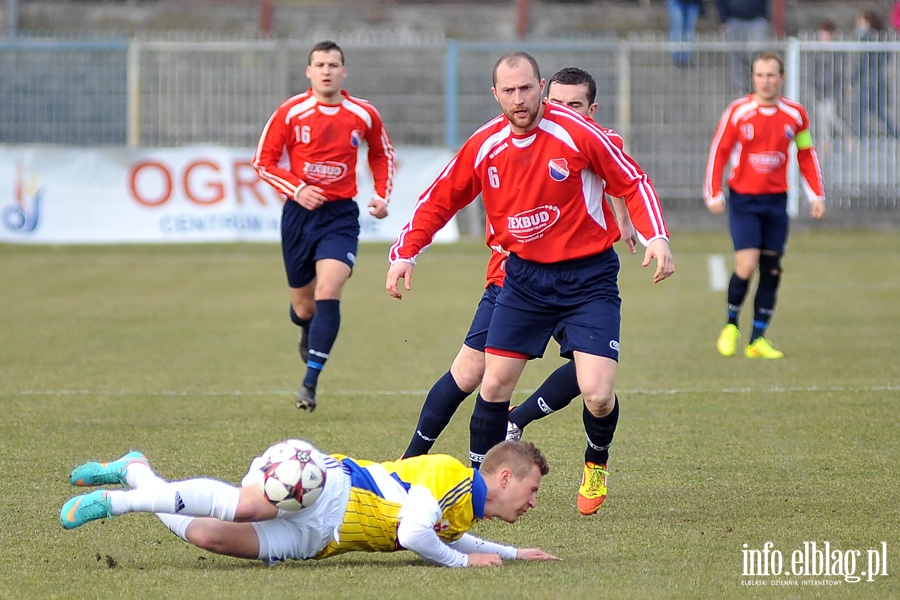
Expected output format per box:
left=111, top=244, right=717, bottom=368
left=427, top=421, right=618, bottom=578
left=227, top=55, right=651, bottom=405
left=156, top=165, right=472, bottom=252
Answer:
left=368, top=198, right=389, bottom=219
left=643, top=238, right=675, bottom=284
left=810, top=199, right=826, bottom=220
left=706, top=197, right=726, bottom=215
left=386, top=261, right=414, bottom=300
left=294, top=184, right=327, bottom=211
left=467, top=553, right=503, bottom=567
left=515, top=548, right=560, bottom=561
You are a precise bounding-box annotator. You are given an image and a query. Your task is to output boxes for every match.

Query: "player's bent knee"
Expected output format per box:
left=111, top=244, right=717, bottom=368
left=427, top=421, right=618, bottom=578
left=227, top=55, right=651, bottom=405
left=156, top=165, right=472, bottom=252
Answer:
left=450, top=347, right=486, bottom=392
left=186, top=520, right=260, bottom=559
left=758, top=253, right=782, bottom=289
left=290, top=301, right=315, bottom=321
left=454, top=372, right=483, bottom=394
left=186, top=521, right=231, bottom=554
left=480, top=380, right=515, bottom=401
left=583, top=392, right=615, bottom=417
left=759, top=252, right=782, bottom=274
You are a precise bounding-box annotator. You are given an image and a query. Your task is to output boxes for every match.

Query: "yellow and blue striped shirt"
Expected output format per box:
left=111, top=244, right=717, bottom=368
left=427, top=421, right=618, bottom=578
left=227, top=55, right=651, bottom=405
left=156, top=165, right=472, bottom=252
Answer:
left=316, top=453, right=487, bottom=559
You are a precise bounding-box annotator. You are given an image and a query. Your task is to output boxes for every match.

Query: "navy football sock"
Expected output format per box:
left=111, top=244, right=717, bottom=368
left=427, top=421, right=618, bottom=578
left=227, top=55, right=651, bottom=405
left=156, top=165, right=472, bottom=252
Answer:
left=583, top=396, right=619, bottom=465
left=508, top=361, right=580, bottom=428
left=403, top=372, right=472, bottom=458
left=726, top=273, right=750, bottom=327
left=302, top=299, right=340, bottom=390
left=751, top=255, right=781, bottom=343
left=468, top=394, right=510, bottom=469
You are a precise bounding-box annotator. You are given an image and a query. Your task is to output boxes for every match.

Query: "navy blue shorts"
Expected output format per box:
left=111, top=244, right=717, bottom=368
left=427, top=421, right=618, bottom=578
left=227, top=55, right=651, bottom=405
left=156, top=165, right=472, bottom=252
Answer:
left=486, top=250, right=622, bottom=361
left=463, top=284, right=503, bottom=353
left=727, top=189, right=789, bottom=253
left=281, top=199, right=360, bottom=288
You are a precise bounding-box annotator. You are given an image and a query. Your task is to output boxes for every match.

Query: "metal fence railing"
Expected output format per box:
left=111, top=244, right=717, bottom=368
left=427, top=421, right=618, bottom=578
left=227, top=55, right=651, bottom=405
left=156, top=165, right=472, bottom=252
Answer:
left=1, top=33, right=898, bottom=215
left=0, top=38, right=129, bottom=145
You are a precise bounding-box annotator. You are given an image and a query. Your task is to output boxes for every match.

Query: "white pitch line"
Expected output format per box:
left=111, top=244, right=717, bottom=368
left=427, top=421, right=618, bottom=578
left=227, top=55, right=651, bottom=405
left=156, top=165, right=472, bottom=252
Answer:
left=15, top=384, right=900, bottom=398
left=707, top=254, right=728, bottom=291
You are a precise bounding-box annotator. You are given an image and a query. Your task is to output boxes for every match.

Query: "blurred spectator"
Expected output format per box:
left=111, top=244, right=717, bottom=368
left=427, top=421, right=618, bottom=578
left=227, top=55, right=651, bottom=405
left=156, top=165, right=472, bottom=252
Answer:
left=717, top=0, right=770, bottom=93
left=667, top=0, right=703, bottom=67
left=812, top=20, right=849, bottom=152
left=851, top=11, right=899, bottom=138
left=892, top=0, right=900, bottom=33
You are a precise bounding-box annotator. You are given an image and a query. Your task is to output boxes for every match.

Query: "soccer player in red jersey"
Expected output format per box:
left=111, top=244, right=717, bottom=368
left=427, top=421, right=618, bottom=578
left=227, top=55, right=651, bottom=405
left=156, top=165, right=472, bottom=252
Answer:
left=387, top=53, right=674, bottom=515
left=253, top=40, right=396, bottom=412
left=400, top=68, right=638, bottom=518
left=506, top=68, right=637, bottom=443
left=705, top=52, right=825, bottom=359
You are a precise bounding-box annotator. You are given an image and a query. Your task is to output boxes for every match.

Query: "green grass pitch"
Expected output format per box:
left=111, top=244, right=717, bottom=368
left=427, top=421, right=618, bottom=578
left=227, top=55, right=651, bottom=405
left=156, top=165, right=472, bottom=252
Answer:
left=0, top=230, right=897, bottom=599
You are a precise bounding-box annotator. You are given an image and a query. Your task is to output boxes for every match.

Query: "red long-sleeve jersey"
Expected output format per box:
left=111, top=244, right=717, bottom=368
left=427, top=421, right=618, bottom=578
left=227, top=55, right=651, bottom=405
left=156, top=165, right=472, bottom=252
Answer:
left=481, top=123, right=628, bottom=287
left=390, top=101, right=668, bottom=265
left=484, top=246, right=508, bottom=288
left=704, top=95, right=824, bottom=205
left=253, top=89, right=395, bottom=203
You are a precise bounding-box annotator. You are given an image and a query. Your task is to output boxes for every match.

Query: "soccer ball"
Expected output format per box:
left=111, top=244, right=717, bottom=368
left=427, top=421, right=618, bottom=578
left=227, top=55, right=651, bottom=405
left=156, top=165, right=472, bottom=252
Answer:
left=259, top=439, right=327, bottom=511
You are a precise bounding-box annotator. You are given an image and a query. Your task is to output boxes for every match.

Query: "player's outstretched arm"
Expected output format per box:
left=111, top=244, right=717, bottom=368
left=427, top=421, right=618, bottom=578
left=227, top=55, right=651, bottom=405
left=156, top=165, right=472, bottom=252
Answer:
left=464, top=547, right=558, bottom=566
left=642, top=238, right=675, bottom=284
left=449, top=533, right=558, bottom=564
left=516, top=548, right=561, bottom=561
left=386, top=261, right=414, bottom=299
left=466, top=553, right=504, bottom=566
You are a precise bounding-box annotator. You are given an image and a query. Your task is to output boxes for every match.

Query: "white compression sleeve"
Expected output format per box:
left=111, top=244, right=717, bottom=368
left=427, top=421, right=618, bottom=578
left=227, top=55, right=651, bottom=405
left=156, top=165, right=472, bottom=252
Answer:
left=448, top=533, right=517, bottom=560
left=124, top=460, right=161, bottom=489
left=108, top=478, right=240, bottom=521
left=155, top=514, right=194, bottom=542
left=396, top=518, right=468, bottom=567
left=123, top=478, right=195, bottom=540
left=396, top=485, right=468, bottom=567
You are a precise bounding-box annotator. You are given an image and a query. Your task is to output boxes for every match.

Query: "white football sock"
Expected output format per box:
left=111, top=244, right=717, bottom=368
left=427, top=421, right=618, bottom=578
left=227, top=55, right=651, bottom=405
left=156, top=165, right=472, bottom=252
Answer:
left=124, top=459, right=161, bottom=489
left=155, top=514, right=194, bottom=542
left=108, top=478, right=240, bottom=521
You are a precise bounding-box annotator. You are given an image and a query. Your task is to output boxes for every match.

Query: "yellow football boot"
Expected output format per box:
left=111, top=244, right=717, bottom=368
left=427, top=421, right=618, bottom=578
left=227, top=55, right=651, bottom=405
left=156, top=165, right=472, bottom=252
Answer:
left=745, top=337, right=784, bottom=359
left=577, top=462, right=609, bottom=515
left=716, top=324, right=740, bottom=357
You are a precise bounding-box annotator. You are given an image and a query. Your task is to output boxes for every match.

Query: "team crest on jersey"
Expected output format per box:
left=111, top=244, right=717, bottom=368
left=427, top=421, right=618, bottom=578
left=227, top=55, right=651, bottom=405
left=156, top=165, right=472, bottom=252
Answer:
left=740, top=124, right=754, bottom=140
left=548, top=158, right=569, bottom=181
left=350, top=129, right=363, bottom=148
left=433, top=519, right=451, bottom=533
left=784, top=124, right=796, bottom=140
left=748, top=151, right=786, bottom=173
left=304, top=161, right=349, bottom=183
left=507, top=205, right=561, bottom=242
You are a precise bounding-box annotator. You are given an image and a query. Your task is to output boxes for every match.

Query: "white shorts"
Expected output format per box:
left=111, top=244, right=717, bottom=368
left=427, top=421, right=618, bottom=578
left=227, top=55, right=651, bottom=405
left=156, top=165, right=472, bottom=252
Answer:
left=241, top=453, right=350, bottom=563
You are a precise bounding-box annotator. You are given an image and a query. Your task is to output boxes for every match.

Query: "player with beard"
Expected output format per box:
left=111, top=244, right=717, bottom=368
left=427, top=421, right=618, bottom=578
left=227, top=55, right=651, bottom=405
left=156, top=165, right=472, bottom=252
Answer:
left=400, top=67, right=638, bottom=516
left=387, top=52, right=674, bottom=515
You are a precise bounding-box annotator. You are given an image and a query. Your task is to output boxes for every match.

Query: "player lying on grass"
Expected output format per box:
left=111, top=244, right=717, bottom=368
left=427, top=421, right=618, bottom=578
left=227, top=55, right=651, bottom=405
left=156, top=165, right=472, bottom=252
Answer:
left=60, top=440, right=559, bottom=567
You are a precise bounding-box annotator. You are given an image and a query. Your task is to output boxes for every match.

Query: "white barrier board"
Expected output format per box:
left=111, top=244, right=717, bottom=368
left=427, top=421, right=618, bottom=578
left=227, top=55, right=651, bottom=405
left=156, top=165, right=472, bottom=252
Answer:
left=0, top=145, right=457, bottom=244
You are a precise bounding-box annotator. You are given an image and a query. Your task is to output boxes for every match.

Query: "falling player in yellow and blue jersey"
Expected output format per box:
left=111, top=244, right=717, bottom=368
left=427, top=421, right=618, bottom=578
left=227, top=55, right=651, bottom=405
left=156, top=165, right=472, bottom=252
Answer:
left=60, top=440, right=558, bottom=568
